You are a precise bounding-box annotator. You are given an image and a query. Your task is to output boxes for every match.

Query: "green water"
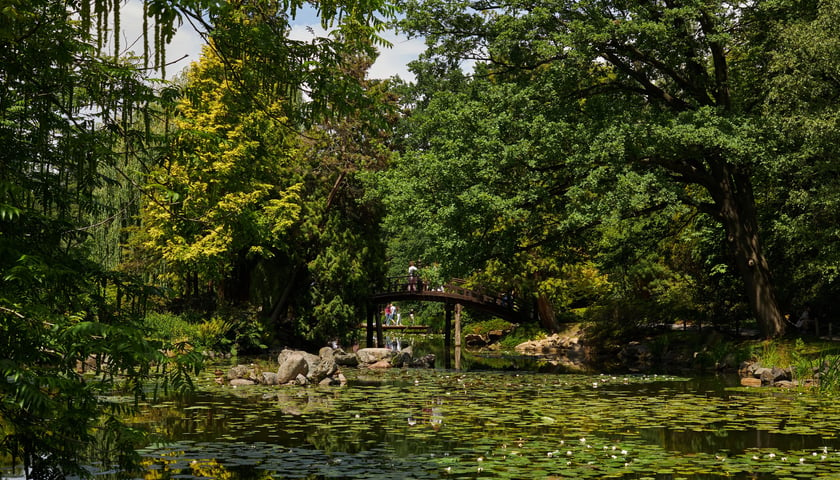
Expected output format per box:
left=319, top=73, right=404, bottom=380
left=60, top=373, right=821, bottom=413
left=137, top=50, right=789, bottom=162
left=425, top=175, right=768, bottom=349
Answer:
left=133, top=357, right=840, bottom=479
left=6, top=342, right=840, bottom=479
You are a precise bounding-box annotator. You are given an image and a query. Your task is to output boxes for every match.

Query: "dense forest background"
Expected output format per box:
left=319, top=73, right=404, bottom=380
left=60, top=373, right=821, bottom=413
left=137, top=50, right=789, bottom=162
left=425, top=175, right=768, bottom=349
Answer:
left=3, top=0, right=840, bottom=475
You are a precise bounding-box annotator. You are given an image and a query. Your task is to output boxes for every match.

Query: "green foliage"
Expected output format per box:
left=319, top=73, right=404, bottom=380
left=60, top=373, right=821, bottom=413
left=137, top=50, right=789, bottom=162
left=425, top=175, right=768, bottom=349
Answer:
left=786, top=339, right=840, bottom=395
left=498, top=323, right=548, bottom=350
left=750, top=340, right=795, bottom=370
left=465, top=318, right=515, bottom=336
left=143, top=311, right=199, bottom=343
left=386, top=0, right=840, bottom=337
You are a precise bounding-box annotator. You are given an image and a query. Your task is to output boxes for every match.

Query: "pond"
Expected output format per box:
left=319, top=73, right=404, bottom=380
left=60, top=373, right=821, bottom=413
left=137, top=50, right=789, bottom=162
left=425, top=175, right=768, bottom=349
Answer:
left=5, top=337, right=840, bottom=479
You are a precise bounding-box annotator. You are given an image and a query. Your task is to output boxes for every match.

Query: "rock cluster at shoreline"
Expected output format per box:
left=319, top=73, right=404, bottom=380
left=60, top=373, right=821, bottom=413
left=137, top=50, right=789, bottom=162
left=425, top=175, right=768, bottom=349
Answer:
left=738, top=361, right=819, bottom=388
left=512, top=330, right=587, bottom=371
left=224, top=346, right=434, bottom=387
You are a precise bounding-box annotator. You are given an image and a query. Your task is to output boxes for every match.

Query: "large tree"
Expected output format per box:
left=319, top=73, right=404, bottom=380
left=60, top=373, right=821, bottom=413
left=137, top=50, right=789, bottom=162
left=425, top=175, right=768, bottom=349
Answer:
left=1, top=0, right=398, bottom=474
left=392, top=0, right=830, bottom=337
left=0, top=0, right=203, bottom=475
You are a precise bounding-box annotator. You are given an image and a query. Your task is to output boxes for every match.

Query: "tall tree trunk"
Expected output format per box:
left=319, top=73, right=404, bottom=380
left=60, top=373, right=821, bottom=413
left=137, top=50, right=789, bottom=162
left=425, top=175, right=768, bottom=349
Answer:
left=710, top=162, right=785, bottom=338
left=536, top=295, right=559, bottom=332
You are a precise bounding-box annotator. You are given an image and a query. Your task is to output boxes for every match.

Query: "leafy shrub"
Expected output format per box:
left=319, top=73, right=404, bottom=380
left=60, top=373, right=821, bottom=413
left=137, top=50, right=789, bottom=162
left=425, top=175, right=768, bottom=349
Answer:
left=499, top=323, right=548, bottom=350
left=194, top=317, right=233, bottom=352
left=142, top=311, right=198, bottom=343
left=465, top=318, right=515, bottom=336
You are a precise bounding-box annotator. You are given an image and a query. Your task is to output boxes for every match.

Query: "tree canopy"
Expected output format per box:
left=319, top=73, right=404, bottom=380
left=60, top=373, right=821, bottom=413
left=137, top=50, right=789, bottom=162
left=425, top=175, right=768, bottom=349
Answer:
left=379, top=0, right=840, bottom=337
left=3, top=0, right=840, bottom=474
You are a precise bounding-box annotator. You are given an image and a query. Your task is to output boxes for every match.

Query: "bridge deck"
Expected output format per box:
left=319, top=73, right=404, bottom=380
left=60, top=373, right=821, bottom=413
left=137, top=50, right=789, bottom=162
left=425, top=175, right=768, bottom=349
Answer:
left=357, top=324, right=430, bottom=332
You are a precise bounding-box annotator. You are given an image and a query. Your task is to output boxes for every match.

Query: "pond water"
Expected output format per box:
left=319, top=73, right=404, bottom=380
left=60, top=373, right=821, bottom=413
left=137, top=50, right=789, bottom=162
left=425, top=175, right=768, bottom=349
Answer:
left=5, top=337, right=840, bottom=479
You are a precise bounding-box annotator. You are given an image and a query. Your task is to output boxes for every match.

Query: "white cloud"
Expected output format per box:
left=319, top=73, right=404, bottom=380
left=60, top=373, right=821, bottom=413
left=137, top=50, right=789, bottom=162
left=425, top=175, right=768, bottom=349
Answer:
left=287, top=21, right=422, bottom=82
left=369, top=33, right=425, bottom=82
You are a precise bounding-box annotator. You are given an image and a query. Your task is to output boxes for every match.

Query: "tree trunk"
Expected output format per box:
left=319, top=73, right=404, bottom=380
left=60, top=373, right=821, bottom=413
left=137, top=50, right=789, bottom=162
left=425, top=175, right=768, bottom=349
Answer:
left=710, top=163, right=785, bottom=338
left=536, top=294, right=559, bottom=332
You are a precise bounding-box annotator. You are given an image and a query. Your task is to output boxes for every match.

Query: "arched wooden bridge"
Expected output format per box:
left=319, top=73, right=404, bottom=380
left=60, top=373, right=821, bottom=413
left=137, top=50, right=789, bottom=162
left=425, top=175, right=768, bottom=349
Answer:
left=365, top=277, right=525, bottom=367
left=370, top=276, right=522, bottom=322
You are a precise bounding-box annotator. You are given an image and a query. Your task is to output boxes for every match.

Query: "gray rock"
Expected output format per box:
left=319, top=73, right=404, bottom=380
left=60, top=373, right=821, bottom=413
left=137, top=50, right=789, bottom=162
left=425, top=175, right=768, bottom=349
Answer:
left=368, top=359, right=393, bottom=369
left=276, top=349, right=295, bottom=366
left=409, top=354, right=435, bottom=369
left=335, top=352, right=359, bottom=366
left=227, top=364, right=252, bottom=380
left=741, top=377, right=762, bottom=387
left=390, top=349, right=413, bottom=368
left=230, top=378, right=256, bottom=386
left=277, top=352, right=309, bottom=384
left=356, top=348, right=394, bottom=364
left=262, top=372, right=278, bottom=385
left=310, top=349, right=337, bottom=382
left=295, top=373, right=309, bottom=385
left=303, top=352, right=321, bottom=376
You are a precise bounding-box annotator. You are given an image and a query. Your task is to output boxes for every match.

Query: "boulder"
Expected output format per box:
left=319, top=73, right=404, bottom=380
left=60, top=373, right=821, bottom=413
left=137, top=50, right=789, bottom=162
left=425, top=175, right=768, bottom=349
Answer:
left=390, top=347, right=413, bottom=368
left=334, top=351, right=359, bottom=367
left=277, top=352, right=309, bottom=384
left=741, top=377, right=762, bottom=387
left=368, top=359, right=393, bottom=369
left=409, top=354, right=435, bottom=369
left=227, top=364, right=253, bottom=380
left=303, top=352, right=321, bottom=376
left=295, top=373, right=309, bottom=385
left=262, top=372, right=279, bottom=385
left=356, top=348, right=394, bottom=364
left=310, top=347, right=338, bottom=382
left=230, top=378, right=256, bottom=387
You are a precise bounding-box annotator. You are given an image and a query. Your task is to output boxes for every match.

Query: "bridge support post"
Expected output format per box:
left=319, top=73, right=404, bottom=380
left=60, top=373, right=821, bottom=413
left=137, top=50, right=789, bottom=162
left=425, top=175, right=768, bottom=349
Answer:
left=376, top=304, right=384, bottom=348
left=444, top=303, right=453, bottom=369
left=454, top=303, right=462, bottom=370
left=366, top=304, right=375, bottom=348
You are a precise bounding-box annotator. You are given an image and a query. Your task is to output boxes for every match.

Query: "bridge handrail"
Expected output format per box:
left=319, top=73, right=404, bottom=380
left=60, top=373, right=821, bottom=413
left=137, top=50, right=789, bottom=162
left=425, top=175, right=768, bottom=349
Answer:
left=378, top=275, right=521, bottom=313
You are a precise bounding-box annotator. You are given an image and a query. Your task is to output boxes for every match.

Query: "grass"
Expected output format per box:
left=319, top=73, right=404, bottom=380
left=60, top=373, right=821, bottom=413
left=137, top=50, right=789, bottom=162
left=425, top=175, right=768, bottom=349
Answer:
left=749, top=338, right=840, bottom=393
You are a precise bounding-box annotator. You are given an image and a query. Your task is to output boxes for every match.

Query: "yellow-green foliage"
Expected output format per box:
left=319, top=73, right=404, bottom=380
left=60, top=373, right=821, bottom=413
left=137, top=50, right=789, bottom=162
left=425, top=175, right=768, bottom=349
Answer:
left=139, top=45, right=304, bottom=290
left=537, top=261, right=612, bottom=311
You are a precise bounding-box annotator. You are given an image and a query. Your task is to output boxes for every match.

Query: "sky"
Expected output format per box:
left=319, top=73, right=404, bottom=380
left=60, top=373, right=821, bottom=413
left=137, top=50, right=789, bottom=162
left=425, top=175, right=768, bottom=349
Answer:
left=118, top=1, right=425, bottom=82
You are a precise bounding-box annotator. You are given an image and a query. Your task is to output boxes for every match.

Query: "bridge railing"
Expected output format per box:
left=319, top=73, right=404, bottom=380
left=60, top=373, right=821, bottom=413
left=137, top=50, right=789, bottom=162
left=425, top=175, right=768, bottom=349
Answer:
left=380, top=276, right=521, bottom=313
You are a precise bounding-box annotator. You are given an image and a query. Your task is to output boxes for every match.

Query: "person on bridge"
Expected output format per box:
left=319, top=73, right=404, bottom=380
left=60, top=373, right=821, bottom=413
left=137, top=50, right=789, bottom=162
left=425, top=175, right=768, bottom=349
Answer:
left=385, top=303, right=394, bottom=325
left=408, top=261, right=419, bottom=292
